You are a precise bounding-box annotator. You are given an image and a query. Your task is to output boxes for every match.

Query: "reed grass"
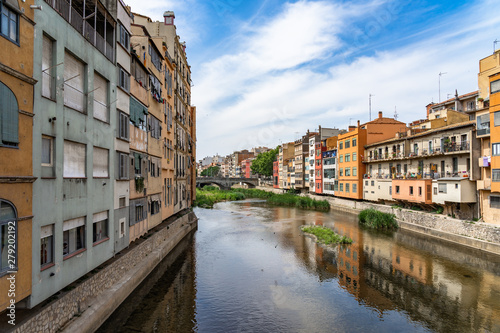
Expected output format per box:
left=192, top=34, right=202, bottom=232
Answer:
left=358, top=208, right=398, bottom=230
left=300, top=225, right=352, bottom=244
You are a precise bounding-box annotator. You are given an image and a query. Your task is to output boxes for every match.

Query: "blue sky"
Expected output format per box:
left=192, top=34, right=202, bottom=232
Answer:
left=125, top=0, right=500, bottom=159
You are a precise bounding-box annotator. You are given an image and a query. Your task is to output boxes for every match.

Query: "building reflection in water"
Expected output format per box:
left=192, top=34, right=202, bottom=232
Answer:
left=284, top=208, right=500, bottom=333
left=96, top=232, right=197, bottom=333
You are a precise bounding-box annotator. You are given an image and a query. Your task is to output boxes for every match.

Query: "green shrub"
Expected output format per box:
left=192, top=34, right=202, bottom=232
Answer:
left=359, top=208, right=398, bottom=230
left=301, top=225, right=352, bottom=244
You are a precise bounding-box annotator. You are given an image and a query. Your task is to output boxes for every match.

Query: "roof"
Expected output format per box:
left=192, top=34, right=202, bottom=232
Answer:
left=429, top=91, right=478, bottom=107
left=364, top=120, right=475, bottom=148
left=362, top=117, right=406, bottom=126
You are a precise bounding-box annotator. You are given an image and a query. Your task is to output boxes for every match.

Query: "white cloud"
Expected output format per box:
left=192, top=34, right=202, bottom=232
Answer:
left=193, top=0, right=500, bottom=158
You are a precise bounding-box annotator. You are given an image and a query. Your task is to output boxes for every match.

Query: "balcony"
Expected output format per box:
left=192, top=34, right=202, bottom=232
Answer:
left=478, top=156, right=491, bottom=167
left=477, top=179, right=491, bottom=190
left=44, top=0, right=115, bottom=63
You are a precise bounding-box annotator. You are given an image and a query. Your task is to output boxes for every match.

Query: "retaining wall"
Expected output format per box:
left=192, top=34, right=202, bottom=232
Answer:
left=11, top=212, right=198, bottom=333
left=256, top=186, right=500, bottom=255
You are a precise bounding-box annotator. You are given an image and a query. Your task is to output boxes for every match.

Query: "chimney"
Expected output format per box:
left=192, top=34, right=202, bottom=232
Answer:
left=378, top=111, right=383, bottom=119
left=181, top=41, right=186, bottom=53
left=357, top=120, right=360, bottom=127
left=163, top=11, right=175, bottom=25
left=348, top=125, right=356, bottom=132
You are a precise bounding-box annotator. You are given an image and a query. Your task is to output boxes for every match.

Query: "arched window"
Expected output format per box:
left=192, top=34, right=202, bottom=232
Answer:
left=1, top=199, right=17, bottom=272
left=0, top=81, right=19, bottom=147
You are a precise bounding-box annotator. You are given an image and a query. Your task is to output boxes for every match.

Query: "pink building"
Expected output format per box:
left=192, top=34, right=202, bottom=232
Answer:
left=241, top=158, right=253, bottom=178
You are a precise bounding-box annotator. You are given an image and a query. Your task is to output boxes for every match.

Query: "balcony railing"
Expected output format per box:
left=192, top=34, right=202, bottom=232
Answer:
left=44, top=0, right=114, bottom=63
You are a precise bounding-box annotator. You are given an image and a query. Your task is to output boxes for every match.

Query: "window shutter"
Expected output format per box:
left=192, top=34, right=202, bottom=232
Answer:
left=63, top=141, right=86, bottom=177
left=0, top=82, right=19, bottom=144
left=42, top=35, right=53, bottom=98
left=93, top=73, right=108, bottom=122
left=93, top=147, right=109, bottom=178
left=64, top=52, right=85, bottom=112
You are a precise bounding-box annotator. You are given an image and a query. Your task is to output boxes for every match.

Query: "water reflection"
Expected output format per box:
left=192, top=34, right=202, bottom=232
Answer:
left=99, top=201, right=500, bottom=333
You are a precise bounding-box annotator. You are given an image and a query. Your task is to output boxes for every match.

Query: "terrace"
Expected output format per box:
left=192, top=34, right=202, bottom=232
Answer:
left=44, top=0, right=115, bottom=62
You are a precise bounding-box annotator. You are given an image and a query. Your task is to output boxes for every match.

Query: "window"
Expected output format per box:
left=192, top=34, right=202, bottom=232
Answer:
left=119, top=23, right=130, bottom=50
left=0, top=2, right=18, bottom=43
left=493, top=143, right=500, bottom=156
left=371, top=180, right=374, bottom=186
left=345, top=168, right=351, bottom=176
left=346, top=183, right=350, bottom=193
left=352, top=183, right=357, bottom=193
left=93, top=147, right=109, bottom=178
left=352, top=138, right=357, bottom=147
left=0, top=200, right=17, bottom=273
left=477, top=114, right=490, bottom=136
left=42, top=35, right=54, bottom=99
left=345, top=154, right=350, bottom=162
left=149, top=43, right=162, bottom=71
left=365, top=180, right=368, bottom=186
left=149, top=115, right=161, bottom=139
left=353, top=167, right=357, bottom=176
left=409, top=186, right=413, bottom=195
left=345, top=140, right=350, bottom=149
left=119, top=218, right=126, bottom=238
left=418, top=187, right=422, bottom=196
left=438, top=183, right=447, bottom=193
left=40, top=225, right=54, bottom=268
left=491, top=79, right=500, bottom=94
left=339, top=142, right=343, bottom=150
left=93, top=73, right=109, bottom=122
left=353, top=153, right=357, bottom=161
left=119, top=66, right=130, bottom=92
left=63, top=217, right=85, bottom=257
left=339, top=155, right=343, bottom=163
left=131, top=56, right=148, bottom=88
left=396, top=186, right=400, bottom=194
left=434, top=187, right=437, bottom=195
left=135, top=204, right=145, bottom=223
left=0, top=81, right=19, bottom=147
left=118, top=152, right=129, bottom=180
left=339, top=168, right=343, bottom=177
left=119, top=197, right=126, bottom=208
left=493, top=169, right=500, bottom=182
left=63, top=52, right=85, bottom=112
left=339, top=183, right=344, bottom=192
left=150, top=200, right=160, bottom=215
left=130, top=97, right=148, bottom=130
left=41, top=136, right=53, bottom=167
left=495, top=112, right=500, bottom=127
left=93, top=211, right=108, bottom=244
left=64, top=141, right=86, bottom=178
left=118, top=112, right=129, bottom=140
left=491, top=196, right=500, bottom=209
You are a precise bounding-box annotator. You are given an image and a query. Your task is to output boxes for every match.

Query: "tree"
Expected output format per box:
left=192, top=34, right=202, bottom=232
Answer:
left=201, top=166, right=220, bottom=177
left=250, top=147, right=279, bottom=177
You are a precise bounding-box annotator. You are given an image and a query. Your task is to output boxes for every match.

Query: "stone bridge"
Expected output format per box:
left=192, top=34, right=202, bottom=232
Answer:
left=196, top=177, right=258, bottom=190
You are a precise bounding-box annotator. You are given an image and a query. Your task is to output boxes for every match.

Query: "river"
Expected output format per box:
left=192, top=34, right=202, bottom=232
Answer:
left=98, top=199, right=500, bottom=333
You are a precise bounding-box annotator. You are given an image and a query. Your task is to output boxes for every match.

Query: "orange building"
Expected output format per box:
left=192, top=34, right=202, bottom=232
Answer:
left=489, top=73, right=500, bottom=195
left=337, top=112, right=406, bottom=200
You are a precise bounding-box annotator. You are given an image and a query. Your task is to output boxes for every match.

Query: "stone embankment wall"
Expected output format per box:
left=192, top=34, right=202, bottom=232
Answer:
left=12, top=211, right=198, bottom=333
left=257, top=186, right=500, bottom=255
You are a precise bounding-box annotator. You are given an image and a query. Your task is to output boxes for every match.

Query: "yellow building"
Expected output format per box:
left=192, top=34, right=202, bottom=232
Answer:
left=0, top=0, right=35, bottom=310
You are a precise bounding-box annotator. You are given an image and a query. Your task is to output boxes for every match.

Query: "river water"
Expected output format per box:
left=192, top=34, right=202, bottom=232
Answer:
left=98, top=199, right=500, bottom=333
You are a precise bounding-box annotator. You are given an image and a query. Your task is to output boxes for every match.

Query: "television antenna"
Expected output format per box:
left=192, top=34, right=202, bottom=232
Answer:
left=394, top=106, right=398, bottom=120
left=369, top=94, right=374, bottom=121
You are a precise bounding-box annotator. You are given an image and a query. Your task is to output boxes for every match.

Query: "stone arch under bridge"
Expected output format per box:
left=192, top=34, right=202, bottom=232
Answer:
left=196, top=177, right=258, bottom=191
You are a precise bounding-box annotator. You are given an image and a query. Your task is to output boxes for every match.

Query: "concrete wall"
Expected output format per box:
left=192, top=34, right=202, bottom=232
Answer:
left=31, top=1, right=118, bottom=308
left=11, top=212, right=197, bottom=333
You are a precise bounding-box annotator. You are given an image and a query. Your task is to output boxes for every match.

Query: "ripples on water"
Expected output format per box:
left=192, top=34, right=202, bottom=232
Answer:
left=99, top=199, right=500, bottom=333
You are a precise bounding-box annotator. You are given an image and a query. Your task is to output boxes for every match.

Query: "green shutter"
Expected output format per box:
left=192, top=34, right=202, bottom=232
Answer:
left=0, top=82, right=19, bottom=145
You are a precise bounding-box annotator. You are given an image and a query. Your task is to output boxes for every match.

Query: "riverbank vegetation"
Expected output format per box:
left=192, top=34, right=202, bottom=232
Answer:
left=300, top=225, right=353, bottom=244
left=194, top=187, right=330, bottom=211
left=358, top=208, right=398, bottom=230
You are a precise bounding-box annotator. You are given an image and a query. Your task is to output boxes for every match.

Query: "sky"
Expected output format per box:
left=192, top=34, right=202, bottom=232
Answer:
left=125, top=0, right=500, bottom=159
